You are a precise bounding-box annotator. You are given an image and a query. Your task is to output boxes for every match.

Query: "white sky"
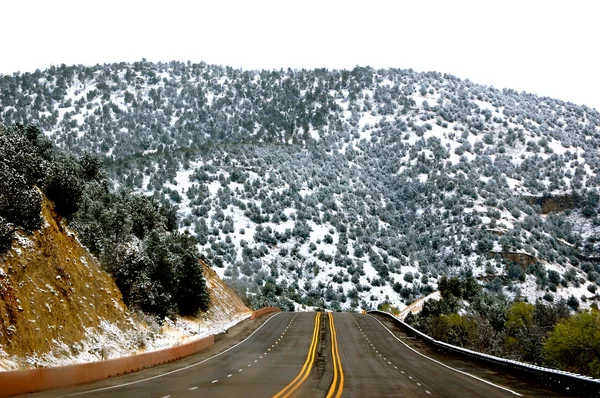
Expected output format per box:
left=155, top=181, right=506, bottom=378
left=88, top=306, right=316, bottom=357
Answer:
left=2, top=0, right=599, bottom=110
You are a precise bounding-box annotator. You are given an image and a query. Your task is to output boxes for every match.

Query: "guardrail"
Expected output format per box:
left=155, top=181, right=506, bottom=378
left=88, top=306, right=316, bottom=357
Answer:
left=367, top=309, right=600, bottom=396
left=250, top=307, right=281, bottom=319
left=0, top=308, right=279, bottom=397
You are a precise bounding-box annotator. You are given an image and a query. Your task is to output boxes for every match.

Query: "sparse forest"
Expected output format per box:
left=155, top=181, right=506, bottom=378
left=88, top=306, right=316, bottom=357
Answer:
left=0, top=123, right=210, bottom=321
left=1, top=61, right=600, bottom=313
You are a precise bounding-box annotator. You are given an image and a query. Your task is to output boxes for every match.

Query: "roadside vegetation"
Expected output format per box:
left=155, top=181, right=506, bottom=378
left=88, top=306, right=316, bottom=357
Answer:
left=0, top=123, right=209, bottom=321
left=405, top=275, right=600, bottom=377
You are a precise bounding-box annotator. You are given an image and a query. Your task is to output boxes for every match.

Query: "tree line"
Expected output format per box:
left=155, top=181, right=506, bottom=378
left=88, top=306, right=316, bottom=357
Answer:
left=405, top=275, right=600, bottom=378
left=0, top=123, right=209, bottom=321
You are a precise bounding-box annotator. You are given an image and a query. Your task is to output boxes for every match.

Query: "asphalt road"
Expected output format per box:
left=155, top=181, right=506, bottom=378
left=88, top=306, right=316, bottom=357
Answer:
left=25, top=312, right=569, bottom=398
left=28, top=312, right=320, bottom=398
left=337, top=313, right=519, bottom=397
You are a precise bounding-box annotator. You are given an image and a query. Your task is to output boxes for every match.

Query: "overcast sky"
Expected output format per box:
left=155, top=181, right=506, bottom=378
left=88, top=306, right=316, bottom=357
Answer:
left=2, top=0, right=599, bottom=109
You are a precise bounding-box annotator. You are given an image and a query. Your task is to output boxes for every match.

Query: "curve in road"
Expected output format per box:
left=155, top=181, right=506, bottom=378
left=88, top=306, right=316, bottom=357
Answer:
left=25, top=312, right=569, bottom=398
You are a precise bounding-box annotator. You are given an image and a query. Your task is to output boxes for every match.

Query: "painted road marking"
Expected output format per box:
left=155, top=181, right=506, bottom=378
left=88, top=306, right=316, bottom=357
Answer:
left=59, top=313, right=284, bottom=397
left=326, top=312, right=345, bottom=398
left=368, top=315, right=523, bottom=396
left=273, top=313, right=321, bottom=398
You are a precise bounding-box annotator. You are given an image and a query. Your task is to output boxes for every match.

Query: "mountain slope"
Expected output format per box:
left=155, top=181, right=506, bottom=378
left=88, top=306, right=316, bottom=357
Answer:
left=196, top=260, right=251, bottom=329
left=0, top=196, right=132, bottom=369
left=1, top=62, right=600, bottom=311
left=0, top=195, right=251, bottom=371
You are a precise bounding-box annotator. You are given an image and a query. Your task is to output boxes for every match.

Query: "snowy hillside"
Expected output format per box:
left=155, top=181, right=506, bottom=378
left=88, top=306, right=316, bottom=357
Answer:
left=2, top=61, right=600, bottom=311
left=0, top=194, right=250, bottom=371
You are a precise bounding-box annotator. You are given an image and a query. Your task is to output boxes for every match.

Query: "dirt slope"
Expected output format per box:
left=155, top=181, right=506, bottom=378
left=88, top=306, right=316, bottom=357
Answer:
left=0, top=197, right=131, bottom=369
left=195, top=260, right=252, bottom=327
left=0, top=197, right=251, bottom=371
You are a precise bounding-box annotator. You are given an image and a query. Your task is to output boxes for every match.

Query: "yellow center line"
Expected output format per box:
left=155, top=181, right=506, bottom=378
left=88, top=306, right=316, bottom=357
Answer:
left=273, top=312, right=321, bottom=398
left=326, top=312, right=344, bottom=398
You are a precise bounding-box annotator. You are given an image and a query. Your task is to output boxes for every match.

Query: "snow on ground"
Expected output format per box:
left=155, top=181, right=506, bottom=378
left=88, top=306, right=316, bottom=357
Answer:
left=507, top=273, right=591, bottom=308
left=0, top=312, right=251, bottom=371
left=398, top=291, right=441, bottom=320
left=473, top=100, right=496, bottom=113
left=146, top=312, right=250, bottom=352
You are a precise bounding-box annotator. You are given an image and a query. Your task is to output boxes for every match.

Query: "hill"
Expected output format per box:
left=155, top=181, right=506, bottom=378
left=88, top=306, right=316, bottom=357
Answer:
left=0, top=196, right=131, bottom=369
left=1, top=61, right=600, bottom=311
left=0, top=194, right=250, bottom=370
left=0, top=123, right=251, bottom=370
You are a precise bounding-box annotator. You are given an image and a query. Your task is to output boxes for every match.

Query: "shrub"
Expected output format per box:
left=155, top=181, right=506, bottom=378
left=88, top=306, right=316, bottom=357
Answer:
left=0, top=217, right=13, bottom=252
left=543, top=292, right=554, bottom=302
left=544, top=310, right=600, bottom=378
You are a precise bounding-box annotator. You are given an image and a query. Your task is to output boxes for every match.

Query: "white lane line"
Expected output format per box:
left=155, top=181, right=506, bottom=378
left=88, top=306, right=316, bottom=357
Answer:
left=368, top=315, right=523, bottom=397
left=248, top=364, right=251, bottom=367
left=60, top=312, right=284, bottom=397
left=417, top=383, right=421, bottom=386
left=254, top=360, right=258, bottom=363
left=227, top=374, right=233, bottom=378
left=239, top=369, right=243, bottom=372
left=189, top=387, right=198, bottom=390
left=211, top=380, right=218, bottom=384
left=160, top=396, right=171, bottom=398
left=426, top=391, right=431, bottom=395
left=260, top=356, right=263, bottom=359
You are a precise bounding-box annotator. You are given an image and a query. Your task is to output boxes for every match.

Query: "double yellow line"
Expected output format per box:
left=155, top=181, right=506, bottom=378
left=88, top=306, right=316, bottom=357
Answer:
left=326, top=312, right=344, bottom=398
left=273, top=312, right=321, bottom=398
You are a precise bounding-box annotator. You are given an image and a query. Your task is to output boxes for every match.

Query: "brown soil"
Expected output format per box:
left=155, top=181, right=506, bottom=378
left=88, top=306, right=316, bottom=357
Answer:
left=487, top=250, right=538, bottom=267
left=0, top=197, right=130, bottom=360
left=196, top=260, right=251, bottom=323
left=523, top=194, right=578, bottom=214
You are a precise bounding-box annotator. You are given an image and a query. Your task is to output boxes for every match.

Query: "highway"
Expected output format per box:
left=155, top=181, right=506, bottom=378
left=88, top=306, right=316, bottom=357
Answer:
left=26, top=312, right=568, bottom=398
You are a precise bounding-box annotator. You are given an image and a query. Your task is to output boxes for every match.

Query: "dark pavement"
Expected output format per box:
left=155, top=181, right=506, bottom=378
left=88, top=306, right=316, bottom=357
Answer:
left=24, top=311, right=572, bottom=398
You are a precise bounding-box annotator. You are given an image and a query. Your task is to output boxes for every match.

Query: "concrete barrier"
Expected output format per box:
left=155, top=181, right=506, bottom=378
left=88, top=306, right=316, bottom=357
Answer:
left=0, top=335, right=214, bottom=397
left=0, top=307, right=281, bottom=396
left=250, top=307, right=281, bottom=320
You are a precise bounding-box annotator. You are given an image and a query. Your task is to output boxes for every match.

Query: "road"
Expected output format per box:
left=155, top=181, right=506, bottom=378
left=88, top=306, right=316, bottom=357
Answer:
left=337, top=314, right=518, bottom=397
left=26, top=312, right=567, bottom=398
